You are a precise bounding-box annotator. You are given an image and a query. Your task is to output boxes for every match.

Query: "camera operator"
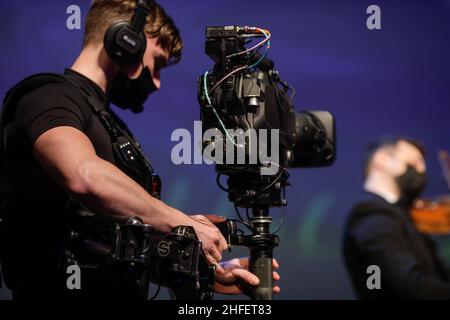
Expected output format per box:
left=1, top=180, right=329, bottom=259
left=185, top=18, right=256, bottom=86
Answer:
left=343, top=137, right=450, bottom=299
left=0, top=0, right=280, bottom=300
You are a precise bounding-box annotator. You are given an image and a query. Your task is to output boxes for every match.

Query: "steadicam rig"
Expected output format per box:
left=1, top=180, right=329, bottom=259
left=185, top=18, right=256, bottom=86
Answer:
left=65, top=214, right=217, bottom=300
left=197, top=25, right=336, bottom=300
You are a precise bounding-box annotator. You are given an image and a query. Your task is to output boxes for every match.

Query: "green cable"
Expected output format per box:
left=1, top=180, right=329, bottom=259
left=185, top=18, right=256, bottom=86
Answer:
left=203, top=71, right=238, bottom=147
left=248, top=28, right=270, bottom=69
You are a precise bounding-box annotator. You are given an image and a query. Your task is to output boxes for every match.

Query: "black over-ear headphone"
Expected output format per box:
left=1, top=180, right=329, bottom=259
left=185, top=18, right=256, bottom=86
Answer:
left=104, top=0, right=153, bottom=66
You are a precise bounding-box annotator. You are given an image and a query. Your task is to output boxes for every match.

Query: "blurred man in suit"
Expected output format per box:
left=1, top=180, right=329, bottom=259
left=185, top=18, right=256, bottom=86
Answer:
left=343, top=137, right=450, bottom=299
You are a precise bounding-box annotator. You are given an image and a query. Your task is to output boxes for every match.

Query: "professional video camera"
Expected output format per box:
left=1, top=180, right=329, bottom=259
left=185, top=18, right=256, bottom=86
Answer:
left=197, top=25, right=336, bottom=299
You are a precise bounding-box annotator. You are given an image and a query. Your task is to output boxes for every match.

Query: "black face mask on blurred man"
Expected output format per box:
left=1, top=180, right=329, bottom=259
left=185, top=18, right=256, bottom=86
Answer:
left=395, top=165, right=427, bottom=205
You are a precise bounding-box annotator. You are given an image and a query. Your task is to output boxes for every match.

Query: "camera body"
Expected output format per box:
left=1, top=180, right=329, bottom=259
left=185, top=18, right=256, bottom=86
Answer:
left=197, top=26, right=335, bottom=208
left=198, top=26, right=335, bottom=173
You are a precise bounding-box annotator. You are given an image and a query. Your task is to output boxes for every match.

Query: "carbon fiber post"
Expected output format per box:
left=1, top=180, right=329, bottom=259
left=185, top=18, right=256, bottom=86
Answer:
left=247, top=207, right=279, bottom=300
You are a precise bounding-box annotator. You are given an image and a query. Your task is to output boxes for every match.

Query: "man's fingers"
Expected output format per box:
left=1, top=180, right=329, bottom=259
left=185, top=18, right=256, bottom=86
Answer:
left=231, top=269, right=279, bottom=286
left=236, top=258, right=279, bottom=270
left=273, top=259, right=279, bottom=269
left=205, top=254, right=224, bottom=274
left=273, top=271, right=280, bottom=281
left=196, top=217, right=228, bottom=251
left=205, top=248, right=223, bottom=268
left=219, top=235, right=228, bottom=251
left=273, top=286, right=281, bottom=294
left=203, top=214, right=226, bottom=224
left=215, top=263, right=225, bottom=274
left=237, top=258, right=249, bottom=269
left=231, top=268, right=259, bottom=286
left=210, top=246, right=222, bottom=262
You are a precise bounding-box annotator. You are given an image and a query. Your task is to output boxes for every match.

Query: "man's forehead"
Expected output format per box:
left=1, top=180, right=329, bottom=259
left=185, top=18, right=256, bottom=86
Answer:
left=376, top=141, right=422, bottom=159
left=396, top=141, right=423, bottom=159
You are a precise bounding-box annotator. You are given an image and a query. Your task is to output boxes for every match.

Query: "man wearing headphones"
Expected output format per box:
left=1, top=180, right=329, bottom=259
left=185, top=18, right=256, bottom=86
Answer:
left=0, top=0, right=280, bottom=299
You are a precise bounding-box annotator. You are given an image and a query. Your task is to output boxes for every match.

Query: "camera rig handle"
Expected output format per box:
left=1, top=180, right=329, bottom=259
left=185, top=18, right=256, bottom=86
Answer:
left=207, top=213, right=279, bottom=300
left=65, top=214, right=216, bottom=300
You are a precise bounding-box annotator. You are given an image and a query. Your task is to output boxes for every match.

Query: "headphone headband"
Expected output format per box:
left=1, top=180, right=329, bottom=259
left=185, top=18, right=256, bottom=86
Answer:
left=130, top=0, right=151, bottom=32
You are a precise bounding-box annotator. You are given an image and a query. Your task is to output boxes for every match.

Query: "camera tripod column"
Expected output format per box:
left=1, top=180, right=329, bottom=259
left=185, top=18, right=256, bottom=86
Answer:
left=245, top=206, right=279, bottom=300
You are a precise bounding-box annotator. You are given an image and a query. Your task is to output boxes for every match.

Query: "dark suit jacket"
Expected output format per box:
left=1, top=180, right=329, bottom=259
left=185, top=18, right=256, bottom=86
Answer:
left=343, top=193, right=450, bottom=299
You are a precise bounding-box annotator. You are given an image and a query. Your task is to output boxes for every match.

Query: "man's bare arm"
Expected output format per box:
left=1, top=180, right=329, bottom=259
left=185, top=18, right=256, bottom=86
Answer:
left=33, top=126, right=227, bottom=264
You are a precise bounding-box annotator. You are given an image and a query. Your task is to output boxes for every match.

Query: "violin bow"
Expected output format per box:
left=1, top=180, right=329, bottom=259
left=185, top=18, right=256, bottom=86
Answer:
left=438, top=150, right=450, bottom=192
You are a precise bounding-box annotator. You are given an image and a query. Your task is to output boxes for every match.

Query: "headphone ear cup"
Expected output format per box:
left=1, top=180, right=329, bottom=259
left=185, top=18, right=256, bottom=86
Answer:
left=104, top=21, right=147, bottom=65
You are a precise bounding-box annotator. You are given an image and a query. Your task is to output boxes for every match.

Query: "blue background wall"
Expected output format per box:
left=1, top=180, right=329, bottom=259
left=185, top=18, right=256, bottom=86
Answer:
left=1, top=0, right=449, bottom=299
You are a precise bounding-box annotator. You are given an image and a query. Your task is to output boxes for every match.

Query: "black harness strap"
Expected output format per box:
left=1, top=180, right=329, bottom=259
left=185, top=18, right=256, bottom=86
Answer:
left=63, top=74, right=160, bottom=196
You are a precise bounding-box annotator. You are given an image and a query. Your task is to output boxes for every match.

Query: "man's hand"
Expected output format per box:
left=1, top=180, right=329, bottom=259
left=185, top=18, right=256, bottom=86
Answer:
left=189, top=215, right=228, bottom=272
left=214, top=258, right=280, bottom=295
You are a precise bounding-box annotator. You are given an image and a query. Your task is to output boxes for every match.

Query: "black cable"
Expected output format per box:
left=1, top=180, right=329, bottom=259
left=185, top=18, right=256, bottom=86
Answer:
left=289, top=86, right=296, bottom=102
left=273, top=183, right=287, bottom=234
left=216, top=173, right=229, bottom=192
left=231, top=170, right=284, bottom=204
left=148, top=268, right=162, bottom=300
left=234, top=204, right=246, bottom=223
left=254, top=169, right=284, bottom=195
left=148, top=283, right=161, bottom=300
left=272, top=206, right=286, bottom=235
left=228, top=218, right=254, bottom=232
left=221, top=163, right=251, bottom=171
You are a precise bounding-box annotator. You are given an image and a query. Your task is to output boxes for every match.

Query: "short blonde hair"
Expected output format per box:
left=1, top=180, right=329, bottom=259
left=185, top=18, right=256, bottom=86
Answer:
left=83, top=0, right=182, bottom=64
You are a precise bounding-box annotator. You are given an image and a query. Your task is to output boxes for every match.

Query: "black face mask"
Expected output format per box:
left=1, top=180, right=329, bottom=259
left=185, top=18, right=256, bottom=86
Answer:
left=395, top=165, right=427, bottom=204
left=109, top=66, right=157, bottom=113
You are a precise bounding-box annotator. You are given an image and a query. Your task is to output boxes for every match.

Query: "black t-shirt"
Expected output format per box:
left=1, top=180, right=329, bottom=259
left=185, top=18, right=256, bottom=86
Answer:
left=17, top=69, right=113, bottom=160
left=343, top=193, right=450, bottom=299
left=0, top=69, right=120, bottom=296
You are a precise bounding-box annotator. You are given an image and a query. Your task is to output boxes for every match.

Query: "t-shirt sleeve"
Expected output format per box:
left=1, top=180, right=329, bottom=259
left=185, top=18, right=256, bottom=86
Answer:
left=14, top=83, right=90, bottom=146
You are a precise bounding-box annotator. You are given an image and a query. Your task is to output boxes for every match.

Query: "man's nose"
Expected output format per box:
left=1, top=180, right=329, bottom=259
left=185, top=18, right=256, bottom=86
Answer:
left=410, top=161, right=426, bottom=173
left=417, top=163, right=426, bottom=174
left=154, top=78, right=161, bottom=90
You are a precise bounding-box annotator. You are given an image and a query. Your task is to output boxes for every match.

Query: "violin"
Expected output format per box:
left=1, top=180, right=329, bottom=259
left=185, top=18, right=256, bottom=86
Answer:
left=411, top=150, right=450, bottom=235
left=412, top=197, right=450, bottom=234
